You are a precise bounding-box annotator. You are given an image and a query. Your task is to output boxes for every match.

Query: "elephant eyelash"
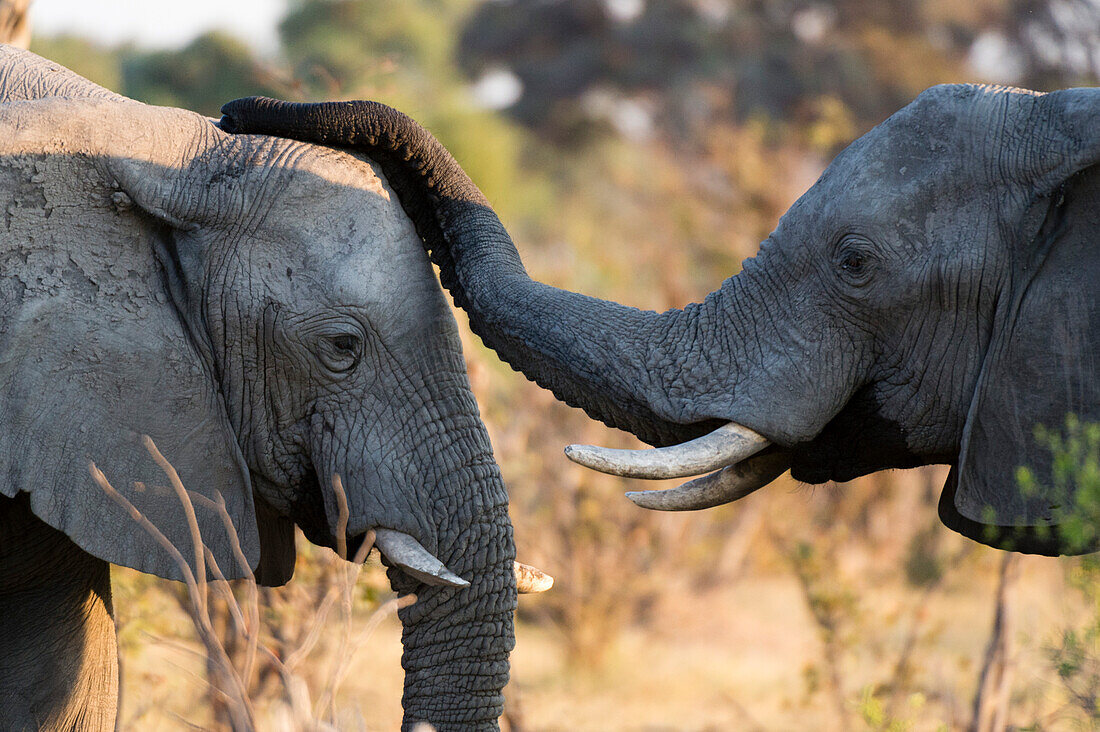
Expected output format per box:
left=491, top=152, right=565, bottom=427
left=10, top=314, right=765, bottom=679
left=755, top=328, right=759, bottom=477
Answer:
left=317, top=332, right=363, bottom=374
left=834, top=236, right=876, bottom=285
left=331, top=334, right=358, bottom=354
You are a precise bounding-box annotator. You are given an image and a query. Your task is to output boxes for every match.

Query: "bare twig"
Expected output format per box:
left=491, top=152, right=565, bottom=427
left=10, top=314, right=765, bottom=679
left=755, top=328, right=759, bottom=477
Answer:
left=318, top=474, right=371, bottom=720
left=192, top=489, right=261, bottom=689
left=143, top=435, right=207, bottom=607
left=91, top=455, right=256, bottom=730
left=200, top=546, right=248, bottom=636
left=90, top=463, right=200, bottom=594
left=101, top=447, right=404, bottom=728
left=886, top=544, right=974, bottom=717
left=770, top=526, right=853, bottom=729
left=970, top=553, right=1020, bottom=732
left=282, top=589, right=340, bottom=671
left=316, top=593, right=415, bottom=720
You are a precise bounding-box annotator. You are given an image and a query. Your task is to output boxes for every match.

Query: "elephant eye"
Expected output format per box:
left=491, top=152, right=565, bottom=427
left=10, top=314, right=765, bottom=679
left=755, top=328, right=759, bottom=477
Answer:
left=319, top=332, right=363, bottom=374
left=835, top=237, right=875, bottom=285
left=332, top=334, right=358, bottom=354
left=840, top=251, right=865, bottom=274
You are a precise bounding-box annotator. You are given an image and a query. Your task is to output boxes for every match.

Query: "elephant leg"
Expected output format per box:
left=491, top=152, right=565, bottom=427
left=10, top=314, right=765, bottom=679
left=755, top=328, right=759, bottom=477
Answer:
left=0, top=493, right=119, bottom=731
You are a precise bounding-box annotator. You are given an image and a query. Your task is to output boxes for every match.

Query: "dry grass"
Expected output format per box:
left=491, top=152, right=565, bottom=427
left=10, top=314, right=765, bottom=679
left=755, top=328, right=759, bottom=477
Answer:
left=94, top=438, right=1097, bottom=730
left=93, top=438, right=414, bottom=731
left=108, top=536, right=1090, bottom=731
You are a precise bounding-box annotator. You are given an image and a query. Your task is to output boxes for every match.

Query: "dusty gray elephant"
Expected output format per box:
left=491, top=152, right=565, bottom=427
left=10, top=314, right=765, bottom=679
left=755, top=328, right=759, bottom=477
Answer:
left=0, top=47, right=551, bottom=731
left=222, top=82, right=1100, bottom=556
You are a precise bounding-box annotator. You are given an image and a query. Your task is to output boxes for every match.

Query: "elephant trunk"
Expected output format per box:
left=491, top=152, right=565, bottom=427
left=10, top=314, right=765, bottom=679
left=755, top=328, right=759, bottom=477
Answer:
left=310, top=347, right=518, bottom=730
left=219, top=98, right=728, bottom=447
left=322, top=444, right=515, bottom=729
left=392, top=496, right=515, bottom=731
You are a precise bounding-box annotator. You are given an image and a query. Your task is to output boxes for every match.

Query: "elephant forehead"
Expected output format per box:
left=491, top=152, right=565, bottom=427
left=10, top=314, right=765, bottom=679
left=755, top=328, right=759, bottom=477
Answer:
left=271, top=146, right=426, bottom=261
left=257, top=145, right=449, bottom=328
left=826, top=84, right=1022, bottom=194
left=824, top=126, right=957, bottom=203
left=779, top=93, right=1001, bottom=238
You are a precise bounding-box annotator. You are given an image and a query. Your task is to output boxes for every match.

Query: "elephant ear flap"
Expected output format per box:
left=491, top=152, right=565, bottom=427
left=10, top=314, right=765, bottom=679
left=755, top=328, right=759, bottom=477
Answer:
left=945, top=168, right=1100, bottom=555
left=0, top=288, right=263, bottom=581
left=1028, top=87, right=1100, bottom=190
left=969, top=86, right=1100, bottom=194
left=0, top=99, right=263, bottom=581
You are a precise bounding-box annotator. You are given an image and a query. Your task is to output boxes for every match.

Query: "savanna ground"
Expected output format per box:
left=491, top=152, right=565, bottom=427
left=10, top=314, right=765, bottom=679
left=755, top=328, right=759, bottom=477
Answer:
left=17, top=0, right=1100, bottom=728
left=108, top=462, right=1100, bottom=731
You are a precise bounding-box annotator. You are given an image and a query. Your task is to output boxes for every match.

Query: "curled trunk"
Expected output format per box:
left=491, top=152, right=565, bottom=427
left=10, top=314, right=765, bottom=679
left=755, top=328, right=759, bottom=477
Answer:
left=220, top=98, right=727, bottom=447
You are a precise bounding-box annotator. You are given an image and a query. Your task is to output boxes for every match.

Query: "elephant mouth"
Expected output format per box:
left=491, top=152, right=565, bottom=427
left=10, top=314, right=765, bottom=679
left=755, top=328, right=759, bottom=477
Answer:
left=278, top=471, right=554, bottom=593
left=278, top=470, right=333, bottom=548
left=260, top=469, right=465, bottom=584
left=783, top=387, right=958, bottom=485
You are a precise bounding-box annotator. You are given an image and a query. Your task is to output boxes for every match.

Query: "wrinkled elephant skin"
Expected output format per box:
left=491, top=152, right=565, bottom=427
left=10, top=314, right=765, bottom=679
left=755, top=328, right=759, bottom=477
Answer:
left=0, top=47, right=518, bottom=731
left=222, top=83, right=1100, bottom=556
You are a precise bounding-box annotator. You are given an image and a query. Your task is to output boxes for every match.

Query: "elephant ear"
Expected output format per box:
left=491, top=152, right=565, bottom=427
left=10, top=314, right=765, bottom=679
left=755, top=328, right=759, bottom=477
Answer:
left=0, top=95, right=270, bottom=582
left=945, top=87, right=1100, bottom=555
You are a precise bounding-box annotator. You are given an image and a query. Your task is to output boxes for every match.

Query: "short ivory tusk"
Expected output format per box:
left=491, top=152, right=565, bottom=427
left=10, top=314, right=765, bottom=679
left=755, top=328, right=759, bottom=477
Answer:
left=373, top=528, right=469, bottom=588
left=514, top=561, right=554, bottom=593
left=625, top=450, right=790, bottom=511
left=564, top=422, right=769, bottom=479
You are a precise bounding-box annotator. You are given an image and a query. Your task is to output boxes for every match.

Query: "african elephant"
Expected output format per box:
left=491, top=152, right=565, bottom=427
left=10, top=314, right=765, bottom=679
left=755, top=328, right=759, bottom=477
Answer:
left=221, top=83, right=1100, bottom=556
left=0, top=47, right=549, bottom=731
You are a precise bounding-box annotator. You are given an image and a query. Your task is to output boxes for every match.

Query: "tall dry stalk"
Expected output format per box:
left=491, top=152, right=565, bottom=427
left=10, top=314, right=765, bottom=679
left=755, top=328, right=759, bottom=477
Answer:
left=970, top=553, right=1020, bottom=732
left=91, top=450, right=256, bottom=730
left=92, top=438, right=413, bottom=730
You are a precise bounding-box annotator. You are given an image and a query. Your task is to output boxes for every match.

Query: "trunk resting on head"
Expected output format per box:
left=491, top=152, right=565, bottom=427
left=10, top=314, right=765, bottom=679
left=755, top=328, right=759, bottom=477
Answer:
left=219, top=98, right=734, bottom=447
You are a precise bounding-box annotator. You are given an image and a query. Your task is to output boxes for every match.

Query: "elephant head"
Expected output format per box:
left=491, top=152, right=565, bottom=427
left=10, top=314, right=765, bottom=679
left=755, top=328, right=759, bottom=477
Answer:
left=0, top=47, right=545, bottom=729
left=221, top=83, right=1100, bottom=556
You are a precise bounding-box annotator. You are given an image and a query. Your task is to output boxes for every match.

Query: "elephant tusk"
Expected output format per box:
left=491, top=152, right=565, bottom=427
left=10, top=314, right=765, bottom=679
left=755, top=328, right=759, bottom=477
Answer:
left=564, top=421, right=769, bottom=479
left=514, top=561, right=554, bottom=593
left=625, top=450, right=789, bottom=511
left=373, top=528, right=469, bottom=588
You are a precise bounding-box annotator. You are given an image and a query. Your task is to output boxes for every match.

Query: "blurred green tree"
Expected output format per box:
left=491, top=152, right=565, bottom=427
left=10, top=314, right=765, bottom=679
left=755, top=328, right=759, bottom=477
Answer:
left=279, top=0, right=474, bottom=96
left=277, top=0, right=533, bottom=219
left=30, top=35, right=122, bottom=91
left=119, top=32, right=286, bottom=117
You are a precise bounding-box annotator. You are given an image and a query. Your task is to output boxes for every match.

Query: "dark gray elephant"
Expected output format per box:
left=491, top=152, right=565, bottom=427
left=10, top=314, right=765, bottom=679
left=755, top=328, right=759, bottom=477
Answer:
left=0, top=47, right=550, bottom=731
left=222, top=82, right=1100, bottom=557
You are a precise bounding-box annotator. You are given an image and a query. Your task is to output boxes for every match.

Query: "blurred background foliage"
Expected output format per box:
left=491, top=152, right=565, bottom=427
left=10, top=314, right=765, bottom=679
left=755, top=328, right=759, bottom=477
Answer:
left=26, top=0, right=1100, bottom=728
